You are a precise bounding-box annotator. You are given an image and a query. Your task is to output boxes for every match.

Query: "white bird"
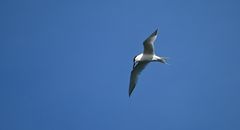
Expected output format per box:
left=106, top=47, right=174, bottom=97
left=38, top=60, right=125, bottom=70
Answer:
left=129, top=29, right=167, bottom=97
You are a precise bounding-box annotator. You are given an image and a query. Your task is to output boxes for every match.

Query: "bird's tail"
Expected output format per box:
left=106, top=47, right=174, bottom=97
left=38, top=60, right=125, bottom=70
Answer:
left=160, top=57, right=169, bottom=64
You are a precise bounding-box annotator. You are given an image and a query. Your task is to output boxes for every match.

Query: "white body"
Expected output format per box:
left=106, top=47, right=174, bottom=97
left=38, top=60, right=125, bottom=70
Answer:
left=129, top=29, right=167, bottom=97
left=135, top=53, right=161, bottom=62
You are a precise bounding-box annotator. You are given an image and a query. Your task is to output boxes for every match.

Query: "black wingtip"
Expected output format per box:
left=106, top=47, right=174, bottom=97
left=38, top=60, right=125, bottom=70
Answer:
left=152, top=28, right=158, bottom=36
left=129, top=91, right=132, bottom=97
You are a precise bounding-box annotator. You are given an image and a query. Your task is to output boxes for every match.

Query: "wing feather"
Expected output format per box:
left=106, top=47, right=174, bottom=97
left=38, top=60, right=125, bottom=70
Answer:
left=143, top=29, right=158, bottom=54
left=129, top=61, right=149, bottom=97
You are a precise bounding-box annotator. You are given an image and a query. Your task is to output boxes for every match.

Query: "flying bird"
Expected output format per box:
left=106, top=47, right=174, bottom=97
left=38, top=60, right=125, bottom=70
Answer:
left=129, top=29, right=167, bottom=97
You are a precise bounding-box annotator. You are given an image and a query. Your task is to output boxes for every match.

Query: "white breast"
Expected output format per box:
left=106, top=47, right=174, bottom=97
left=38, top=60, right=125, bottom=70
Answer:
left=135, top=53, right=154, bottom=62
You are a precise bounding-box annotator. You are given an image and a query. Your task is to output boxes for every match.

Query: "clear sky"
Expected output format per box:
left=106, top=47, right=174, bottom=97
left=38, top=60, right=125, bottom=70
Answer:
left=1, top=0, right=240, bottom=130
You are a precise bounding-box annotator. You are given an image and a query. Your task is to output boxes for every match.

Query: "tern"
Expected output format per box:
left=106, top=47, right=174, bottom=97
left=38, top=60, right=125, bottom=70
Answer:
left=129, top=29, right=167, bottom=97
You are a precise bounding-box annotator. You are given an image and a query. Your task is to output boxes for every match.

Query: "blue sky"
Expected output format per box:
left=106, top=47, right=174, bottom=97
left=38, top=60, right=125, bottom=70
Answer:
left=1, top=0, right=240, bottom=130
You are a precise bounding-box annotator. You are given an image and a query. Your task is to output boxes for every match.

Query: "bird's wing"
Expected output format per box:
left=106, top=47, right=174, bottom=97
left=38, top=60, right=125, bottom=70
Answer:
left=129, top=61, right=149, bottom=97
left=143, top=29, right=158, bottom=54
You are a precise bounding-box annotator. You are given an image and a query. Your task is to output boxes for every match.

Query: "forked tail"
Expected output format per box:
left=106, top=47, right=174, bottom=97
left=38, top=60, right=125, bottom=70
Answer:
left=159, top=57, right=168, bottom=64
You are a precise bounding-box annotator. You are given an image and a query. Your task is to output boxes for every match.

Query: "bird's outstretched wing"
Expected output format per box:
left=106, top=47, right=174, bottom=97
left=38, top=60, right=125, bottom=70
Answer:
left=129, top=61, right=149, bottom=97
left=143, top=29, right=158, bottom=54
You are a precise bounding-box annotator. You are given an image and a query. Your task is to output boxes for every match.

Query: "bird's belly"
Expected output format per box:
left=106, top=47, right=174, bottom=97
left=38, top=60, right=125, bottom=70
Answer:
left=140, top=54, right=154, bottom=61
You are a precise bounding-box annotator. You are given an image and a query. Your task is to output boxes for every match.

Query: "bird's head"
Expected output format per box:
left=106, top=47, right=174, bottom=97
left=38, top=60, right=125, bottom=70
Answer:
left=133, top=55, right=137, bottom=63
